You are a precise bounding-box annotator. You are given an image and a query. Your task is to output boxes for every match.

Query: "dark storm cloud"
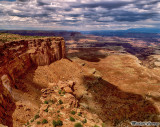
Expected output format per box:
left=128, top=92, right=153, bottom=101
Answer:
left=134, top=0, right=160, bottom=10
left=68, top=14, right=81, bottom=17
left=0, top=0, right=16, bottom=1
left=114, top=12, right=157, bottom=22
left=44, top=6, right=57, bottom=11
left=39, top=19, right=61, bottom=23
left=72, top=1, right=131, bottom=9
left=17, top=0, right=29, bottom=2
left=148, top=0, right=160, bottom=5
left=97, top=10, right=158, bottom=22
left=8, top=10, right=50, bottom=18
left=62, top=19, right=80, bottom=23
left=64, top=8, right=72, bottom=12
left=136, top=0, right=160, bottom=7
left=37, top=1, right=50, bottom=6
left=83, top=11, right=97, bottom=19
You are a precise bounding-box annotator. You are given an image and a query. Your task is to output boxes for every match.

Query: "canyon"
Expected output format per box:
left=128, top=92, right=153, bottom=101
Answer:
left=0, top=33, right=160, bottom=127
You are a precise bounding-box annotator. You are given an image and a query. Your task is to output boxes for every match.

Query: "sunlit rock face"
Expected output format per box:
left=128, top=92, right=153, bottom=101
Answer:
left=28, top=38, right=65, bottom=66
left=1, top=75, right=12, bottom=94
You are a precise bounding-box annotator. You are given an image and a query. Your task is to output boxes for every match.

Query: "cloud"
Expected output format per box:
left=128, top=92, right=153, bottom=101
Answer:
left=17, top=0, right=29, bottom=2
left=72, top=1, right=131, bottom=9
left=37, top=1, right=50, bottom=6
left=0, top=0, right=16, bottom=1
left=114, top=12, right=157, bottom=22
left=0, top=0, right=159, bottom=30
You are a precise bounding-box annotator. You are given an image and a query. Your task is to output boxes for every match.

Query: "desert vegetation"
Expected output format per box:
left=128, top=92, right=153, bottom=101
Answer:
left=0, top=33, right=48, bottom=43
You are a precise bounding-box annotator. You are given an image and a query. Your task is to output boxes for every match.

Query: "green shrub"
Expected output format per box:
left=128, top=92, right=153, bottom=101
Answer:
left=62, top=91, right=66, bottom=94
left=37, top=121, right=41, bottom=125
left=44, top=101, right=48, bottom=104
left=82, top=119, right=87, bottom=124
left=53, top=120, right=57, bottom=125
left=44, top=108, right=48, bottom=112
left=34, top=114, right=40, bottom=119
left=78, top=112, right=82, bottom=116
left=60, top=106, right=64, bottom=109
left=57, top=120, right=63, bottom=126
left=57, top=110, right=60, bottom=113
left=102, top=123, right=106, bottom=127
left=70, top=110, right=76, bottom=115
left=58, top=90, right=62, bottom=94
left=49, top=100, right=54, bottom=104
left=30, top=119, right=34, bottom=123
left=94, top=125, right=100, bottom=127
left=59, top=90, right=66, bottom=95
left=74, top=123, right=83, bottom=127
left=70, top=116, right=75, bottom=122
left=52, top=120, right=63, bottom=126
left=42, top=119, right=48, bottom=124
left=59, top=100, right=63, bottom=104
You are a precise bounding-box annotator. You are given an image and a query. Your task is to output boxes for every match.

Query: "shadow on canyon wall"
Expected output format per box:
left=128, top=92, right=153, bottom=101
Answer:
left=67, top=48, right=107, bottom=62
left=80, top=75, right=160, bottom=126
left=0, top=94, right=16, bottom=127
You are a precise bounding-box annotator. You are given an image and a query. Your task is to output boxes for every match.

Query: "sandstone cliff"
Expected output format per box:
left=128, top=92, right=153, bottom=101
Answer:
left=0, top=77, right=15, bottom=127
left=0, top=37, right=65, bottom=127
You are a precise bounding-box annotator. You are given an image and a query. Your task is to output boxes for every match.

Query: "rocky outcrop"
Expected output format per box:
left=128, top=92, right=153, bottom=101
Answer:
left=28, top=37, right=65, bottom=66
left=0, top=77, right=15, bottom=127
left=0, top=37, right=65, bottom=84
left=0, top=37, right=65, bottom=127
left=24, top=81, right=103, bottom=127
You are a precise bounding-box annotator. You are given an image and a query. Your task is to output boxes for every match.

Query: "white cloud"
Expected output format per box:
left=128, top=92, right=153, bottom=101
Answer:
left=0, top=0, right=159, bottom=30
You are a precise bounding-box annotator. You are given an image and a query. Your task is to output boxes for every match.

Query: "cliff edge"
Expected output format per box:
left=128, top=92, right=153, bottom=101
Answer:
left=0, top=37, right=65, bottom=127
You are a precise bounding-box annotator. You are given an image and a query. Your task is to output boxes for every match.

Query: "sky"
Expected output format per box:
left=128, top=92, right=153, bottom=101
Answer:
left=0, top=0, right=160, bottom=30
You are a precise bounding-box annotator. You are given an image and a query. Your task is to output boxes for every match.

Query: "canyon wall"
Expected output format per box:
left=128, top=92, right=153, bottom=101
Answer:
left=0, top=37, right=65, bottom=127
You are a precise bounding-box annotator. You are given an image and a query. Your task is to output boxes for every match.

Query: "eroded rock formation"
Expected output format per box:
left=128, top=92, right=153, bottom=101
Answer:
left=24, top=81, right=103, bottom=127
left=0, top=37, right=65, bottom=127
left=0, top=76, right=15, bottom=127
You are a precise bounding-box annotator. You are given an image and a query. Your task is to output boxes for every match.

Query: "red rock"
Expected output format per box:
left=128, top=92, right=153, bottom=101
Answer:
left=0, top=37, right=66, bottom=127
left=64, top=87, right=72, bottom=93
left=68, top=80, right=74, bottom=88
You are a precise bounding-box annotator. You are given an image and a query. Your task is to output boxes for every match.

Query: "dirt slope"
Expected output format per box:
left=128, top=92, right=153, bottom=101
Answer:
left=9, top=53, right=160, bottom=127
left=68, top=49, right=160, bottom=126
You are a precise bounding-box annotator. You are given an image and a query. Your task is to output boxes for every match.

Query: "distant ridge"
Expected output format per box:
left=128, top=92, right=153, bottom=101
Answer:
left=0, top=30, right=83, bottom=41
left=126, top=28, right=160, bottom=33
left=1, top=28, right=160, bottom=39
left=80, top=28, right=160, bottom=38
left=81, top=28, right=160, bottom=34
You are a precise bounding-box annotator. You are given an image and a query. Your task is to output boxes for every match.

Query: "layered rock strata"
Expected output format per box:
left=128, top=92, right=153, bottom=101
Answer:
left=0, top=37, right=65, bottom=127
